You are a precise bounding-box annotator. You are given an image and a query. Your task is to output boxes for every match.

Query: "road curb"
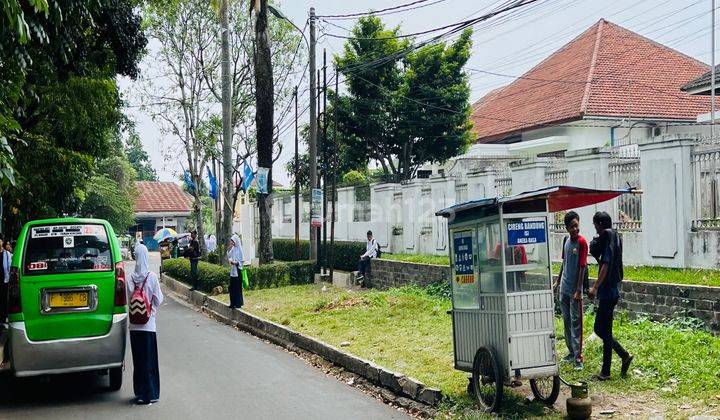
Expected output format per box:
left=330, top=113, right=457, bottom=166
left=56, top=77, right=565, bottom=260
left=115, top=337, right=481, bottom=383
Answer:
left=160, top=275, right=443, bottom=409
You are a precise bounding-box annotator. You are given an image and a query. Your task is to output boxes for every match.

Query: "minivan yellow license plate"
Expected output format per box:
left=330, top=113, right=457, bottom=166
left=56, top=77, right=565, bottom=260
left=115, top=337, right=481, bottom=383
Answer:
left=49, top=291, right=89, bottom=308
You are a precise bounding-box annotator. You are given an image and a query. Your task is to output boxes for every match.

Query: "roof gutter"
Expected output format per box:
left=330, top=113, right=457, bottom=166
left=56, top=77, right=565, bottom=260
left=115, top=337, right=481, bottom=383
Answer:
left=582, top=115, right=696, bottom=123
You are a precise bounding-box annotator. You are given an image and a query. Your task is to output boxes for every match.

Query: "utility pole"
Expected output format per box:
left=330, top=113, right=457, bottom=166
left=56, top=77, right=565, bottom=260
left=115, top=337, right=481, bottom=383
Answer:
left=329, top=66, right=338, bottom=280
left=221, top=0, right=232, bottom=261
left=322, top=50, right=328, bottom=274
left=308, top=7, right=318, bottom=261
left=317, top=68, right=322, bottom=267
left=294, top=87, right=300, bottom=260
left=712, top=0, right=716, bottom=138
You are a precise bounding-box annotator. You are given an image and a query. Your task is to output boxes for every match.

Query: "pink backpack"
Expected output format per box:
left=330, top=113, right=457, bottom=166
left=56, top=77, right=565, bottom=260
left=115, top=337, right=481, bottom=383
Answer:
left=129, top=275, right=152, bottom=325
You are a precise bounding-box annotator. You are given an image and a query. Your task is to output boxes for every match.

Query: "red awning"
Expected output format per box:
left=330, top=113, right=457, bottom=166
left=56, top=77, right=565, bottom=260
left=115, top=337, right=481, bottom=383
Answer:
left=548, top=187, right=630, bottom=212
left=437, top=185, right=641, bottom=218
left=502, top=185, right=639, bottom=212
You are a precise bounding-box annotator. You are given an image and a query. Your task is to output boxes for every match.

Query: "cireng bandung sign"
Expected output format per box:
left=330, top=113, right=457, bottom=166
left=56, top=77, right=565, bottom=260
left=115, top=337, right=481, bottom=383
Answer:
left=506, top=220, right=546, bottom=246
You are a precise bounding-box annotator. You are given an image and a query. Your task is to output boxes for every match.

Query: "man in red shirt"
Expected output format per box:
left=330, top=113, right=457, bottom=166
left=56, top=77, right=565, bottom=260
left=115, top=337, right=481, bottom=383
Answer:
left=554, top=211, right=588, bottom=370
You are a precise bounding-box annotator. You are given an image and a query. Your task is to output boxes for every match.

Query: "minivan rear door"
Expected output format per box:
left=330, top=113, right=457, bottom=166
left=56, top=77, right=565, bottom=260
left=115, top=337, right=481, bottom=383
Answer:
left=21, top=223, right=116, bottom=341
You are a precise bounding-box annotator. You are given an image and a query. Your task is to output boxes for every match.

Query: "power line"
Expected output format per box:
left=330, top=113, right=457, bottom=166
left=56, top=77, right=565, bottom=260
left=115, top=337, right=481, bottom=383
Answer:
left=316, top=0, right=446, bottom=20
left=337, top=0, right=546, bottom=75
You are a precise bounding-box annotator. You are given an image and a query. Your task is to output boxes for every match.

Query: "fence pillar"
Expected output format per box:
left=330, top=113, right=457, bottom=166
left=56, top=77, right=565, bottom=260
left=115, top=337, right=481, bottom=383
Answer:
left=566, top=148, right=612, bottom=242
left=430, top=176, right=454, bottom=255
left=638, top=135, right=696, bottom=268
left=511, top=158, right=548, bottom=193
left=371, top=183, right=396, bottom=250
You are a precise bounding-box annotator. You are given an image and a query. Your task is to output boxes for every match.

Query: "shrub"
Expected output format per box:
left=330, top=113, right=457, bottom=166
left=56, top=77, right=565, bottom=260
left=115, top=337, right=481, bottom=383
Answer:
left=341, top=170, right=368, bottom=187
left=206, top=251, right=220, bottom=265
left=162, top=258, right=315, bottom=292
left=271, top=239, right=366, bottom=272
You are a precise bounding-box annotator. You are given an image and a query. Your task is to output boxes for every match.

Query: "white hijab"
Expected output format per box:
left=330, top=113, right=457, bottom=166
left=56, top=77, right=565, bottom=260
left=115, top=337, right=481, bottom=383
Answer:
left=227, top=234, right=243, bottom=263
left=132, top=243, right=150, bottom=282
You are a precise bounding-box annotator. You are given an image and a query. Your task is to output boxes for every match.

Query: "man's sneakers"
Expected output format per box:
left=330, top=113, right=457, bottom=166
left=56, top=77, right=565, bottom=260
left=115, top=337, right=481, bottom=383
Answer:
left=561, top=353, right=575, bottom=363
left=621, top=354, right=634, bottom=378
left=592, top=373, right=611, bottom=381
left=574, top=360, right=584, bottom=371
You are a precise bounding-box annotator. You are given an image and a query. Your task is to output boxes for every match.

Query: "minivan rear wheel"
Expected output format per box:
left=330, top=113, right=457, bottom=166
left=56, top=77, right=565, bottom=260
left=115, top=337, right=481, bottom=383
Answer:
left=109, top=366, right=123, bottom=391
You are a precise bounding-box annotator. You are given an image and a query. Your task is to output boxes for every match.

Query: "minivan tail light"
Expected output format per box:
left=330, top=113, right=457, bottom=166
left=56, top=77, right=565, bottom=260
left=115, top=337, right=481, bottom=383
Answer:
left=8, top=267, right=20, bottom=314
left=114, top=261, right=127, bottom=306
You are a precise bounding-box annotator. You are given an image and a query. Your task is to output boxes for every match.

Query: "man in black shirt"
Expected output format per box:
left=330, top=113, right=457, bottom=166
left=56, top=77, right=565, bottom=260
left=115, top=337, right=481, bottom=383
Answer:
left=185, top=230, right=201, bottom=290
left=588, top=212, right=633, bottom=381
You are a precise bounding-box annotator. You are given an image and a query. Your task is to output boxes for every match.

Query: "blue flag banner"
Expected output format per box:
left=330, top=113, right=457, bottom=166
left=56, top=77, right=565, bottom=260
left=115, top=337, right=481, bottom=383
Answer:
left=241, top=161, right=255, bottom=192
left=184, top=170, right=196, bottom=193
left=207, top=168, right=218, bottom=199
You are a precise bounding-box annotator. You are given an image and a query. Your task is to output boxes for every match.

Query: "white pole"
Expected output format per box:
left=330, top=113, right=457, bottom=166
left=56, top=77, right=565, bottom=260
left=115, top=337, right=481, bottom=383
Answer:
left=712, top=0, right=716, bottom=138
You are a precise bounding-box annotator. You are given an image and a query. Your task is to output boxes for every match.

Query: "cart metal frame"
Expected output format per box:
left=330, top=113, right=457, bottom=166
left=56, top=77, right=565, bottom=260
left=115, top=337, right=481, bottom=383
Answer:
left=436, top=185, right=637, bottom=412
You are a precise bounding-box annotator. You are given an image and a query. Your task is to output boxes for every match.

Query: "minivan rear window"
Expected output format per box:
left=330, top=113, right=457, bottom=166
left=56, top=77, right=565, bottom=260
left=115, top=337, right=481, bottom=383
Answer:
left=23, top=224, right=113, bottom=275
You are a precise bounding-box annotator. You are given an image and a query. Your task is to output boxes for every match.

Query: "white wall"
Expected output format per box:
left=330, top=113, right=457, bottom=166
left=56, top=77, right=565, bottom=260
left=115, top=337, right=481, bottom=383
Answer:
left=239, top=130, right=720, bottom=269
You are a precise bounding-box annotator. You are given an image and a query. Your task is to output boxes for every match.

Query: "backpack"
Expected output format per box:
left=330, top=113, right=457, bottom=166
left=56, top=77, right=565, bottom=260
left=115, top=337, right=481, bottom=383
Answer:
left=375, top=241, right=382, bottom=259
left=562, top=236, right=590, bottom=294
left=129, top=274, right=152, bottom=325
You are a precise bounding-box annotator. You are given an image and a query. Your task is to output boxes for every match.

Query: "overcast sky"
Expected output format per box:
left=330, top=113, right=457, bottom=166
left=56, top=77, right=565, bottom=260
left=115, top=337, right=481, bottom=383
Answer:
left=119, top=0, right=716, bottom=186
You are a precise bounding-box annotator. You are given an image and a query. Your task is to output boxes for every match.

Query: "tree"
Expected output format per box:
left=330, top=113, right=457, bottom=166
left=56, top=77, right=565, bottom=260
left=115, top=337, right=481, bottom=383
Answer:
left=81, top=156, right=138, bottom=232
left=336, top=16, right=472, bottom=182
left=0, top=0, right=146, bottom=236
left=124, top=124, right=158, bottom=181
left=253, top=0, right=274, bottom=263
left=140, top=0, right=301, bottom=258
left=141, top=0, right=218, bottom=255
left=200, top=0, right=300, bottom=256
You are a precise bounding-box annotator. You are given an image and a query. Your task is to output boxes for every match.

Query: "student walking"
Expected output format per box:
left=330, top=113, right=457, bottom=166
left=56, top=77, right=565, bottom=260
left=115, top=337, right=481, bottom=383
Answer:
left=128, top=243, right=164, bottom=405
left=227, top=234, right=244, bottom=309
left=184, top=230, right=201, bottom=290
left=554, top=211, right=587, bottom=370
left=588, top=211, right=633, bottom=381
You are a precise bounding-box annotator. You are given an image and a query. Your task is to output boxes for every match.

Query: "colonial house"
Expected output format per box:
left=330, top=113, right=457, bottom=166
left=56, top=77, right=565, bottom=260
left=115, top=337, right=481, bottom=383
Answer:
left=132, top=181, right=193, bottom=250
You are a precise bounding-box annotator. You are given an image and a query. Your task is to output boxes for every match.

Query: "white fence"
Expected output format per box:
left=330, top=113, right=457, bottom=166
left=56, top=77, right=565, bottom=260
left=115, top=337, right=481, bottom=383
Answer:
left=241, top=134, right=720, bottom=268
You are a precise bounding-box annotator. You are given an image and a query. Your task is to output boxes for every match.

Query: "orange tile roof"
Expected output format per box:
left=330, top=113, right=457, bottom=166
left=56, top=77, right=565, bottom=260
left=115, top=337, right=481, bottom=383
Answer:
left=471, top=19, right=713, bottom=143
left=134, top=181, right=193, bottom=213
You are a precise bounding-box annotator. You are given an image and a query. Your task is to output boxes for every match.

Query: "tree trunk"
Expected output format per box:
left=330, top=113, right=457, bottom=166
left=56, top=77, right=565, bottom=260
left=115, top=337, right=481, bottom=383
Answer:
left=254, top=0, right=274, bottom=264
left=220, top=0, right=233, bottom=264
left=192, top=175, right=207, bottom=257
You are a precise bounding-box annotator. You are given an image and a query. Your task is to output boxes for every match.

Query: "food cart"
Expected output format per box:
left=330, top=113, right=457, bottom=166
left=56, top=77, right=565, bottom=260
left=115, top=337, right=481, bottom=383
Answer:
left=435, top=185, right=636, bottom=412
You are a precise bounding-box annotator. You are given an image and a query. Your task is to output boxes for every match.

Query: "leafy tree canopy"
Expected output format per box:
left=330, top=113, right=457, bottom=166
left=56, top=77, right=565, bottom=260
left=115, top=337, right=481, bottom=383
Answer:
left=335, top=15, right=472, bottom=182
left=0, top=0, right=147, bottom=236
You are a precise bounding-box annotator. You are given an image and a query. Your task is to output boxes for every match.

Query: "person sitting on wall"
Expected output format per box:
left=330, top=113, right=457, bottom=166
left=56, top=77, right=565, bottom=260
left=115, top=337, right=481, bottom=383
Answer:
left=355, top=231, right=379, bottom=285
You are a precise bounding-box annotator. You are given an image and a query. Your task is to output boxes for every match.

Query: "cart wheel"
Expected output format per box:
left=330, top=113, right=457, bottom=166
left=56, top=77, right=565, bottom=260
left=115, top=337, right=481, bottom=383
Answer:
left=530, top=375, right=560, bottom=405
left=471, top=346, right=503, bottom=412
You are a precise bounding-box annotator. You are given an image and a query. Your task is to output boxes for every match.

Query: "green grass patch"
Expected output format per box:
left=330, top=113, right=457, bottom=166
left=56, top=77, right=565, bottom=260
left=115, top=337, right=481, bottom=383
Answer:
left=383, top=254, right=720, bottom=287
left=224, top=284, right=720, bottom=417
left=382, top=253, right=450, bottom=266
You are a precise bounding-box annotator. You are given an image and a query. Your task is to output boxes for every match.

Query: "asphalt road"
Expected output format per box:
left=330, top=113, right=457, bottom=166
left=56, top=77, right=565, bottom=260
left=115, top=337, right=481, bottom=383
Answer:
left=0, top=254, right=408, bottom=420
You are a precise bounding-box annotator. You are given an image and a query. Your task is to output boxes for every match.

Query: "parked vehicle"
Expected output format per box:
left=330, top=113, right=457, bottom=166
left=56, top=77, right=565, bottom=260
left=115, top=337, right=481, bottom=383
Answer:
left=7, top=218, right=127, bottom=390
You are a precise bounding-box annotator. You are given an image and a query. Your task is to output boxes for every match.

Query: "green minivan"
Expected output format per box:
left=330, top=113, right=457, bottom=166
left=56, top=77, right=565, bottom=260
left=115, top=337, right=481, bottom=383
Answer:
left=8, top=218, right=127, bottom=390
